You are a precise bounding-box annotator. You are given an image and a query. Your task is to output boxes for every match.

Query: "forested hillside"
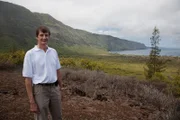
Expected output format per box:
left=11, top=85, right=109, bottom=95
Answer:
left=0, top=1, right=146, bottom=54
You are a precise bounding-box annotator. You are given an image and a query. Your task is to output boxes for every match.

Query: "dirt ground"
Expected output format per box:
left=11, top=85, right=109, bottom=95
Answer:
left=0, top=69, right=170, bottom=120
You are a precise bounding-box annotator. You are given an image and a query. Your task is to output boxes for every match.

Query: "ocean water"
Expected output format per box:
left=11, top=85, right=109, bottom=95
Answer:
left=111, top=48, right=180, bottom=57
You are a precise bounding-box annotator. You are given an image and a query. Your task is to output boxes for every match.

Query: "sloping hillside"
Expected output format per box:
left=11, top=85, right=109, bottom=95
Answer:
left=0, top=1, right=146, bottom=54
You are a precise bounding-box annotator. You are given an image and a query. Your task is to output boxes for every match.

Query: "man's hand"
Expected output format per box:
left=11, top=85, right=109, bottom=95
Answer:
left=25, top=78, right=39, bottom=113
left=60, top=87, right=64, bottom=101
left=30, top=102, right=39, bottom=114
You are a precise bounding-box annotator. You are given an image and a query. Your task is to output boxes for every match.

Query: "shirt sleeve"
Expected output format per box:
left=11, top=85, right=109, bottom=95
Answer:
left=56, top=51, right=61, bottom=70
left=22, top=51, right=33, bottom=78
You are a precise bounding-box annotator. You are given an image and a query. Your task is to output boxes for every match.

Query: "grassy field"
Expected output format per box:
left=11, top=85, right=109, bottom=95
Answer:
left=60, top=54, right=180, bottom=80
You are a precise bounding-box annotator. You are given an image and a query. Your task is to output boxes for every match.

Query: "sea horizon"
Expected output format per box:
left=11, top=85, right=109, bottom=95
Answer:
left=110, top=47, right=180, bottom=57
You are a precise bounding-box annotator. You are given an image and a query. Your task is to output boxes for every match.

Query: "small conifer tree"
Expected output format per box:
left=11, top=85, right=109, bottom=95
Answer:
left=144, top=27, right=166, bottom=79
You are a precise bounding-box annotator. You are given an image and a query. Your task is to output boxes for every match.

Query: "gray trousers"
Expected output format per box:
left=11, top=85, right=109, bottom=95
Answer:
left=33, top=85, right=62, bottom=120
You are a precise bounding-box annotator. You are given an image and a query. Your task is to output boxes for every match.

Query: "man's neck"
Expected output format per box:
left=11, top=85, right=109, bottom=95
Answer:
left=37, top=45, right=48, bottom=52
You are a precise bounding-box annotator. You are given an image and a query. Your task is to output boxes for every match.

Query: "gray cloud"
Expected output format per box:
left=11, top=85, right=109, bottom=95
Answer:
left=3, top=0, right=180, bottom=48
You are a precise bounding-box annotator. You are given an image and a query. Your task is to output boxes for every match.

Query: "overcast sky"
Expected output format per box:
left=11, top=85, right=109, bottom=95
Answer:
left=2, top=0, right=180, bottom=48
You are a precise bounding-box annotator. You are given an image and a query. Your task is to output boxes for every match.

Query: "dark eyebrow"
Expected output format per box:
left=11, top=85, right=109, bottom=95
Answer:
left=39, top=33, right=49, bottom=36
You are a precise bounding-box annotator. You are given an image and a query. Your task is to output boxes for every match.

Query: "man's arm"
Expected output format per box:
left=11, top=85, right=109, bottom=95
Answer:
left=25, top=78, right=39, bottom=113
left=57, top=69, right=62, bottom=90
left=25, top=78, right=35, bottom=103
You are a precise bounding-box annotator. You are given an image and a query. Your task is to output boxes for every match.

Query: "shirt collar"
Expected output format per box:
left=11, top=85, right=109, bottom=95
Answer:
left=33, top=45, right=51, bottom=52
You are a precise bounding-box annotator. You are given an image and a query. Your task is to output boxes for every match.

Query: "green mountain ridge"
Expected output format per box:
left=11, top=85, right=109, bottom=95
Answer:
left=0, top=1, right=146, bottom=55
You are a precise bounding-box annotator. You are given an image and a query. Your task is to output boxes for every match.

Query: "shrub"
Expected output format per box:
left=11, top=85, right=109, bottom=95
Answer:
left=171, top=73, right=180, bottom=96
left=8, top=50, right=25, bottom=65
left=151, top=72, right=166, bottom=82
left=61, top=68, right=177, bottom=120
left=0, top=50, right=25, bottom=69
left=60, top=57, right=76, bottom=67
left=80, top=59, right=102, bottom=70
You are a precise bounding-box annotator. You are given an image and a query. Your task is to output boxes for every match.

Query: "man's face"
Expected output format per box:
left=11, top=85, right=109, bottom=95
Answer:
left=36, top=31, right=49, bottom=46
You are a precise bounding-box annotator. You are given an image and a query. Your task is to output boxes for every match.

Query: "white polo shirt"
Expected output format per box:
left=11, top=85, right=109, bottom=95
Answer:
left=22, top=45, right=61, bottom=84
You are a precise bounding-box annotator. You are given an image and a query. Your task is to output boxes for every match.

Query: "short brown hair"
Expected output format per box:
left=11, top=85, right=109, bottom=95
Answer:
left=36, top=26, right=51, bottom=37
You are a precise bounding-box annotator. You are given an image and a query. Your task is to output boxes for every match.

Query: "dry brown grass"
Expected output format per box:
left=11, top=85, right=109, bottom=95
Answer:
left=62, top=68, right=179, bottom=120
left=0, top=68, right=180, bottom=120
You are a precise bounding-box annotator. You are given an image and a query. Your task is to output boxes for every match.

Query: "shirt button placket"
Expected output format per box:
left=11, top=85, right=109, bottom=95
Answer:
left=45, top=51, right=48, bottom=80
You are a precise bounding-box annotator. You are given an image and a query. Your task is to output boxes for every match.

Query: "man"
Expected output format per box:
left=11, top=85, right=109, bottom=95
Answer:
left=23, top=26, right=62, bottom=120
